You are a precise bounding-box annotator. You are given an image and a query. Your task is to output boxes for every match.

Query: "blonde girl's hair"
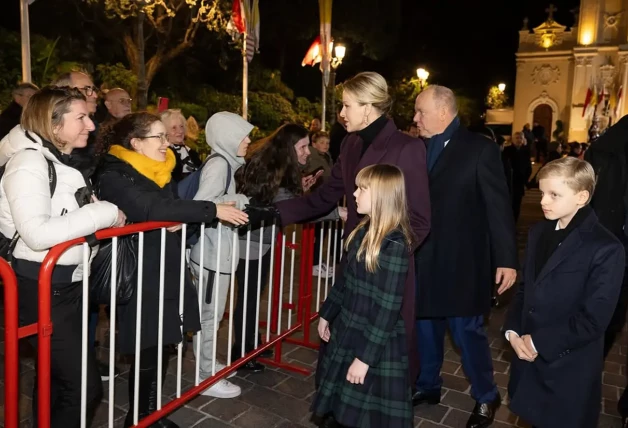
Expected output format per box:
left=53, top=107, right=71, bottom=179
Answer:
left=345, top=164, right=414, bottom=272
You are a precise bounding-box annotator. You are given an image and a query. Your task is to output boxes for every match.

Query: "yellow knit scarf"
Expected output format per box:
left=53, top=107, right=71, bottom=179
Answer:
left=109, top=144, right=176, bottom=188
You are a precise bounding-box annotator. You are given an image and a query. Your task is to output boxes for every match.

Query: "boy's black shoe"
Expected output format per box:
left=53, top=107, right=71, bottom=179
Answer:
left=411, top=389, right=441, bottom=406
left=320, top=414, right=342, bottom=428
left=241, top=360, right=265, bottom=373
left=466, top=394, right=501, bottom=428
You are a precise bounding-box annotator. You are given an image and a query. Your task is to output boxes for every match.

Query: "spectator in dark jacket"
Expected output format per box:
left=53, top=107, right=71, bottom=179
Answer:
left=328, top=111, right=347, bottom=162
left=0, top=82, right=38, bottom=140
left=503, top=132, right=532, bottom=222
left=95, top=112, right=248, bottom=427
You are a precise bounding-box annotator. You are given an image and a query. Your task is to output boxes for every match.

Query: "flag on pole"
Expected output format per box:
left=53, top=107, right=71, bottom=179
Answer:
left=615, top=85, right=624, bottom=118
left=232, top=0, right=246, bottom=34
left=319, top=0, right=333, bottom=86
left=582, top=85, right=592, bottom=117
left=242, top=0, right=260, bottom=62
left=302, top=36, right=322, bottom=66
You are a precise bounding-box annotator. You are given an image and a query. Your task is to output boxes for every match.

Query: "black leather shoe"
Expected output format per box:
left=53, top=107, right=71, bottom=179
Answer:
left=466, top=395, right=501, bottom=428
left=411, top=389, right=441, bottom=406
left=241, top=360, right=266, bottom=373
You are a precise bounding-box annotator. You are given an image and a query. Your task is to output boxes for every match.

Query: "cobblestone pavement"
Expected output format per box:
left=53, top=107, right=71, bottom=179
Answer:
left=1, top=189, right=626, bottom=427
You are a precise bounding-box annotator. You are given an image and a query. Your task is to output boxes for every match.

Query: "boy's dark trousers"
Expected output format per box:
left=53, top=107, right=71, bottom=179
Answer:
left=18, top=275, right=102, bottom=428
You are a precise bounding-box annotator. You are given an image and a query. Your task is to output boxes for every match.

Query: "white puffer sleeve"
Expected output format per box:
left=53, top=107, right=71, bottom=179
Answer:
left=3, top=150, right=119, bottom=251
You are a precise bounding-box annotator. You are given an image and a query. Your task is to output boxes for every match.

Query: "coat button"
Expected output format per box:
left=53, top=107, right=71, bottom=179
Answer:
left=528, top=307, right=535, bottom=313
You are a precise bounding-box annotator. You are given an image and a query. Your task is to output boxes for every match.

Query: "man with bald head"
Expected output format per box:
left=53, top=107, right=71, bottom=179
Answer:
left=412, top=86, right=517, bottom=428
left=102, top=88, right=132, bottom=127
left=53, top=71, right=99, bottom=115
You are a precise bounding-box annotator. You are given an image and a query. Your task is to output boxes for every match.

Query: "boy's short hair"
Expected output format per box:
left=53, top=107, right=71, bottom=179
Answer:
left=311, top=131, right=330, bottom=144
left=537, top=157, right=596, bottom=204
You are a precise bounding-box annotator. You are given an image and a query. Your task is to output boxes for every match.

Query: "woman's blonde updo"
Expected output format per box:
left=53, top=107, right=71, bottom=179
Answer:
left=342, top=72, right=393, bottom=116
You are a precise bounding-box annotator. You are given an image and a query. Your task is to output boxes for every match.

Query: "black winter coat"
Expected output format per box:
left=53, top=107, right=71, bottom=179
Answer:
left=504, top=211, right=624, bottom=428
left=96, top=154, right=217, bottom=353
left=416, top=127, right=517, bottom=317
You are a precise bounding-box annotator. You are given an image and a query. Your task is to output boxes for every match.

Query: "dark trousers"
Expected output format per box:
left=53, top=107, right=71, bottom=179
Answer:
left=233, top=251, right=272, bottom=354
left=18, top=275, right=102, bottom=428
left=512, top=189, right=524, bottom=223
left=415, top=316, right=497, bottom=404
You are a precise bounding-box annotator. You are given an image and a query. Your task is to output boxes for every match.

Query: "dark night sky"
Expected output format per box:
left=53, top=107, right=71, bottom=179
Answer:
left=0, top=0, right=582, bottom=104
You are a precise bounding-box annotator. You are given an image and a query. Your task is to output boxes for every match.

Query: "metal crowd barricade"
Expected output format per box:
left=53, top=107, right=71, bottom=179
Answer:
left=2, top=217, right=343, bottom=428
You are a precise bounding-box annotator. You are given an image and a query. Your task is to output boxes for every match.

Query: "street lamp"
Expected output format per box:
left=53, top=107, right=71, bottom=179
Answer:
left=329, top=42, right=346, bottom=125
left=498, top=83, right=506, bottom=92
left=416, top=68, right=429, bottom=89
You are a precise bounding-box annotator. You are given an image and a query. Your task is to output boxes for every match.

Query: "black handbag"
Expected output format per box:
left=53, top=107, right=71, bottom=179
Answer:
left=89, top=235, right=138, bottom=305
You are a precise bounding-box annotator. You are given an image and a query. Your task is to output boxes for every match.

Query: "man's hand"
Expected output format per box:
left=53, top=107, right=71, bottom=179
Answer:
left=496, top=267, right=517, bottom=294
left=346, top=358, right=369, bottom=384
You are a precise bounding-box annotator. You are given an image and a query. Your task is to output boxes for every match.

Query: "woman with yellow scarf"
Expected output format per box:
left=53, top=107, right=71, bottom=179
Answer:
left=95, top=112, right=248, bottom=428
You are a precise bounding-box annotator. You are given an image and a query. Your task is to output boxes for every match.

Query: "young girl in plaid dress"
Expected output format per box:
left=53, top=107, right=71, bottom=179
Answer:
left=312, top=164, right=414, bottom=428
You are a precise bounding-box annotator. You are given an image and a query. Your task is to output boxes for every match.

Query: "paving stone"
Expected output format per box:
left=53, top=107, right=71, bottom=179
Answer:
left=190, top=416, right=235, bottom=428
left=245, top=367, right=290, bottom=388
left=441, top=373, right=469, bottom=392
left=413, top=403, right=449, bottom=423
left=274, top=376, right=316, bottom=399
left=597, top=413, right=623, bottom=428
left=239, top=385, right=312, bottom=422
left=604, top=372, right=626, bottom=387
left=440, top=360, right=461, bottom=375
left=440, top=390, right=475, bottom=412
left=416, top=419, right=447, bottom=427
left=232, top=407, right=283, bottom=427
left=284, top=347, right=319, bottom=365
left=201, top=398, right=250, bottom=422
left=168, top=406, right=209, bottom=426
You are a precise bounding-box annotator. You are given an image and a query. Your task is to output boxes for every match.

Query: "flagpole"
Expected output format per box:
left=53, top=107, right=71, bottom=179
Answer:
left=242, top=34, right=248, bottom=120
left=20, top=0, right=32, bottom=83
left=321, top=77, right=326, bottom=131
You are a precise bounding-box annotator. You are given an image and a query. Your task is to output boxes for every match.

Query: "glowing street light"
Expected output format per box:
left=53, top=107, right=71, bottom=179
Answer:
left=498, top=83, right=506, bottom=92
left=416, top=68, right=429, bottom=89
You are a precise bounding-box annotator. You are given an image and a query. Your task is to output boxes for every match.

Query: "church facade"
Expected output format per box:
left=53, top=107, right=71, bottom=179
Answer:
left=514, top=0, right=628, bottom=142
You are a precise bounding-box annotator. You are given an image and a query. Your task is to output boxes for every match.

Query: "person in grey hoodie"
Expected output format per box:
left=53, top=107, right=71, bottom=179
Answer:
left=190, top=112, right=252, bottom=399
left=234, top=124, right=344, bottom=372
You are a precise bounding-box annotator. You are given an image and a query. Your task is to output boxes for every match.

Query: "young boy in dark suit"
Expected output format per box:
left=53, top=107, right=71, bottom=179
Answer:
left=504, top=156, right=625, bottom=428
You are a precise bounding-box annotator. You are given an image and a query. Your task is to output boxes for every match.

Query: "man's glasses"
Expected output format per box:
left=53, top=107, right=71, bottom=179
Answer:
left=143, top=134, right=169, bottom=143
left=78, top=86, right=99, bottom=97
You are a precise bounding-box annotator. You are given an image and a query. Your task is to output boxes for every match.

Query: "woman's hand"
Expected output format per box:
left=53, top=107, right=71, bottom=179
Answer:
left=338, top=207, right=348, bottom=222
left=346, top=358, right=369, bottom=384
left=167, top=224, right=182, bottom=233
left=113, top=210, right=127, bottom=228
left=302, top=170, right=323, bottom=192
left=216, top=201, right=249, bottom=226
left=318, top=317, right=331, bottom=342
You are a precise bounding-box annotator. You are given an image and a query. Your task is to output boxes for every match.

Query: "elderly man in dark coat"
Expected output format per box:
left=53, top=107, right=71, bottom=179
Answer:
left=0, top=82, right=39, bottom=140
left=275, top=71, right=431, bottom=387
left=412, top=86, right=517, bottom=428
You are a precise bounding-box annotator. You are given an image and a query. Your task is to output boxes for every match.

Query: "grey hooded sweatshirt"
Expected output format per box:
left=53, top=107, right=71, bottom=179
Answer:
left=190, top=112, right=253, bottom=273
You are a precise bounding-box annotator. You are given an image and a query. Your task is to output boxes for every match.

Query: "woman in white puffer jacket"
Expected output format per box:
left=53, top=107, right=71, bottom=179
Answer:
left=0, top=86, right=125, bottom=428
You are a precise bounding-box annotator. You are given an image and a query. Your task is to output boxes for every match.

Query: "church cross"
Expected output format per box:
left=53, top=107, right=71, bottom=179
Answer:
left=546, top=4, right=558, bottom=21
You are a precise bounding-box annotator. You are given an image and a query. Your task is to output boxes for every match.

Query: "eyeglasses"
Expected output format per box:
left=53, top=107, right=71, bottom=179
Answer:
left=143, top=134, right=169, bottom=143
left=78, top=86, right=98, bottom=97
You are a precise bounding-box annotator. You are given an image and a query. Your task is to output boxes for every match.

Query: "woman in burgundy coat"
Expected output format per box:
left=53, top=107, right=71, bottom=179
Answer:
left=275, top=72, right=431, bottom=382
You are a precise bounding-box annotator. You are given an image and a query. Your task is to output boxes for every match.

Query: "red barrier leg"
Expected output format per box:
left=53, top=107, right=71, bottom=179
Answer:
left=38, top=261, right=55, bottom=428
left=3, top=260, right=20, bottom=428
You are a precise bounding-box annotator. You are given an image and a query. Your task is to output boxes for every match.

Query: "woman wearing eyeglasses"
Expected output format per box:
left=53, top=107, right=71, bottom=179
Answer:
left=95, top=112, right=249, bottom=427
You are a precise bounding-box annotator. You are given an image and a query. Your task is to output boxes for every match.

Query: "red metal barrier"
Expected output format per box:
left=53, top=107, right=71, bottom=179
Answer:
left=2, top=219, right=327, bottom=427
left=2, top=258, right=20, bottom=428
